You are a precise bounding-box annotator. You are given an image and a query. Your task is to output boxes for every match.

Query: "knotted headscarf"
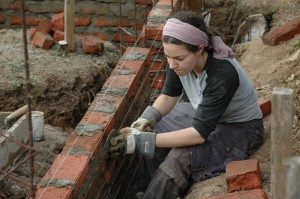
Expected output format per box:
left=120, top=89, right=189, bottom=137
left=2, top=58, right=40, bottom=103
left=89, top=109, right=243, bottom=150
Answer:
left=163, top=18, right=235, bottom=59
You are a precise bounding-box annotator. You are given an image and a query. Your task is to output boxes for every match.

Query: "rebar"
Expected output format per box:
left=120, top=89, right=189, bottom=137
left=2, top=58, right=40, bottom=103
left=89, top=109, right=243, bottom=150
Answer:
left=20, top=0, right=36, bottom=197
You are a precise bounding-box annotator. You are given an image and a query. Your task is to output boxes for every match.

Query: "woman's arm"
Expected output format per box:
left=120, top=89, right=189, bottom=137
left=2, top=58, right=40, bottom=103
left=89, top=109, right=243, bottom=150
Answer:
left=152, top=94, right=180, bottom=117
left=156, top=127, right=205, bottom=148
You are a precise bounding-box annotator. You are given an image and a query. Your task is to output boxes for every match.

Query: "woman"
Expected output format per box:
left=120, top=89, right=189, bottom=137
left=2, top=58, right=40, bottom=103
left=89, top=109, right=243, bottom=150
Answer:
left=109, top=10, right=264, bottom=199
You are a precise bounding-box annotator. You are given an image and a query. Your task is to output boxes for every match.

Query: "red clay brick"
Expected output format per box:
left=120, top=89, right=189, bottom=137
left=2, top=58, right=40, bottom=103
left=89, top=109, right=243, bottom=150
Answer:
left=0, top=15, right=5, bottom=24
left=124, top=47, right=151, bottom=66
left=202, top=189, right=268, bottom=199
left=104, top=74, right=135, bottom=90
left=32, top=31, right=54, bottom=50
left=78, top=31, right=90, bottom=37
left=103, top=115, right=117, bottom=136
left=113, top=30, right=141, bottom=43
left=43, top=154, right=90, bottom=191
left=80, top=111, right=113, bottom=127
left=94, top=18, right=131, bottom=27
left=156, top=0, right=180, bottom=6
left=150, top=61, right=165, bottom=71
left=259, top=98, right=271, bottom=116
left=75, top=16, right=91, bottom=26
left=34, top=185, right=73, bottom=199
left=51, top=12, right=64, bottom=31
left=116, top=60, right=146, bottom=74
left=62, top=131, right=104, bottom=155
left=93, top=32, right=109, bottom=41
left=104, top=72, right=139, bottom=101
left=142, top=22, right=164, bottom=40
left=135, top=22, right=146, bottom=30
left=226, top=159, right=262, bottom=192
left=36, top=18, right=53, bottom=34
left=262, top=16, right=300, bottom=46
left=28, top=28, right=37, bottom=40
left=9, top=15, right=42, bottom=26
left=53, top=29, right=64, bottom=42
left=80, top=36, right=104, bottom=54
left=89, top=94, right=125, bottom=112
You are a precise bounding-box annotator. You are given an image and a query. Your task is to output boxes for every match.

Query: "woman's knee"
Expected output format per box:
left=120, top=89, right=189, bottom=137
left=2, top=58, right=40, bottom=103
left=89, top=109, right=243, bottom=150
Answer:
left=159, top=147, right=191, bottom=189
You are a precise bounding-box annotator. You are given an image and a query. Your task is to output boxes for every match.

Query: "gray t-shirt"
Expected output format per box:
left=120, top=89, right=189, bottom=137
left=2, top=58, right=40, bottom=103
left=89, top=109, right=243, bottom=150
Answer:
left=161, top=51, right=262, bottom=138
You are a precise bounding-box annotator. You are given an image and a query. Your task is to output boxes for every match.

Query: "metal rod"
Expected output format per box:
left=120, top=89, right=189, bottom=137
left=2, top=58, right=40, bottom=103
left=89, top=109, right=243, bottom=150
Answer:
left=0, top=168, right=31, bottom=187
left=0, top=152, right=36, bottom=181
left=119, top=0, right=123, bottom=46
left=0, top=132, right=34, bottom=150
left=20, top=0, right=36, bottom=197
left=144, top=0, right=149, bottom=47
left=134, top=0, right=137, bottom=39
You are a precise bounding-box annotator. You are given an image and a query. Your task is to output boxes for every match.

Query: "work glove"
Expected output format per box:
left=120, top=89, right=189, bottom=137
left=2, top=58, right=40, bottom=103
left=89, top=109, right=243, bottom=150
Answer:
left=109, top=127, right=156, bottom=159
left=131, top=106, right=162, bottom=132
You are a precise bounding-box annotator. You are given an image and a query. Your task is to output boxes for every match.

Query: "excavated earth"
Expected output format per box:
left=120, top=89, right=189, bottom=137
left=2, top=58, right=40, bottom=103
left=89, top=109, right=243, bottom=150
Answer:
left=0, top=29, right=121, bottom=198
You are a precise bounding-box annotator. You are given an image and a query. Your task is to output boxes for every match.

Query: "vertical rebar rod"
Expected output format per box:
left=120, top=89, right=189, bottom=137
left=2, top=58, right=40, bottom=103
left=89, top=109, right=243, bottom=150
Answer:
left=119, top=0, right=123, bottom=45
left=20, top=0, right=36, bottom=198
left=134, top=0, right=137, bottom=39
left=144, top=0, right=148, bottom=47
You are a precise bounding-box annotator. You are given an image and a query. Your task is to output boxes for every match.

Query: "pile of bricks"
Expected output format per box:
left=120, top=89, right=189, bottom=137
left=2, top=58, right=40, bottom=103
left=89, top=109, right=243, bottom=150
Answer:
left=29, top=12, right=104, bottom=54
left=203, top=159, right=268, bottom=199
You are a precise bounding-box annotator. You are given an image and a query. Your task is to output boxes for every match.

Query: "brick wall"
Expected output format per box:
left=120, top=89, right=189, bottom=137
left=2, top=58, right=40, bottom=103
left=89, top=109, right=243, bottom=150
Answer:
left=32, top=0, right=181, bottom=198
left=0, top=0, right=152, bottom=42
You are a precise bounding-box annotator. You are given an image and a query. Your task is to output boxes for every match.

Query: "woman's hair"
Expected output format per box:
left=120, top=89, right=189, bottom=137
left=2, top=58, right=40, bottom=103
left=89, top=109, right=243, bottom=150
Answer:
left=162, top=11, right=213, bottom=53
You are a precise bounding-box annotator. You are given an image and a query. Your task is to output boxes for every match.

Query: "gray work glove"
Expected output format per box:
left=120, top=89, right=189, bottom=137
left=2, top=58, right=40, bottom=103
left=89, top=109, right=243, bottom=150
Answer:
left=131, top=106, right=162, bottom=132
left=109, top=127, right=156, bottom=159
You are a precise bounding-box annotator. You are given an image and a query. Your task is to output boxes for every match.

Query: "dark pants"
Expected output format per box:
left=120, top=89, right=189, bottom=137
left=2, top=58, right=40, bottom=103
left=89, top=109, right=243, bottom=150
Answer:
left=141, top=102, right=264, bottom=199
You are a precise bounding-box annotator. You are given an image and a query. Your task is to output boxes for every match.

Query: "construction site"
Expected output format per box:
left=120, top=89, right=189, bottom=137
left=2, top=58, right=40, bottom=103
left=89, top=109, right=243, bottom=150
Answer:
left=0, top=0, right=300, bottom=198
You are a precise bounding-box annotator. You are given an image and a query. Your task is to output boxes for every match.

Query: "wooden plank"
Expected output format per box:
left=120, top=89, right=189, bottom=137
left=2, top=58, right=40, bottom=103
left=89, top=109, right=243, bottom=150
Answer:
left=271, top=87, right=294, bottom=199
left=286, top=157, right=300, bottom=199
left=64, top=0, right=75, bottom=52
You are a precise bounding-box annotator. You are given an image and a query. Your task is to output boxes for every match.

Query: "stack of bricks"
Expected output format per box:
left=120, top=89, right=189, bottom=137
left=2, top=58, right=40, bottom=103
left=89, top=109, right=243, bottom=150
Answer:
left=202, top=159, right=268, bottom=199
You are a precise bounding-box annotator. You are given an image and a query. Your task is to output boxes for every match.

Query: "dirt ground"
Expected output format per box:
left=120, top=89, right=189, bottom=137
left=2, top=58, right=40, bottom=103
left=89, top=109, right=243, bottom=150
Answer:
left=0, top=29, right=121, bottom=130
left=0, top=1, right=300, bottom=198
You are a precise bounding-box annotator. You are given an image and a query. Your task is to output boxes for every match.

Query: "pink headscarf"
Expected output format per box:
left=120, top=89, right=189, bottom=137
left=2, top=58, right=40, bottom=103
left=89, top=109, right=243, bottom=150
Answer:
left=163, top=18, right=235, bottom=59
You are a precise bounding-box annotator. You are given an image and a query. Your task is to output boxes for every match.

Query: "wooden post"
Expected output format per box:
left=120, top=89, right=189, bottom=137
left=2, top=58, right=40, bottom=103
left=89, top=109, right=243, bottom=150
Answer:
left=271, top=87, right=294, bottom=199
left=286, top=157, right=300, bottom=199
left=64, top=0, right=75, bottom=52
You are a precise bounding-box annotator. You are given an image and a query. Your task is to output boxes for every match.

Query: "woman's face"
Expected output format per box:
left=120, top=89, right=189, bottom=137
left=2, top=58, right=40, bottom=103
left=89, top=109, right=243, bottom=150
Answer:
left=163, top=43, right=202, bottom=76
